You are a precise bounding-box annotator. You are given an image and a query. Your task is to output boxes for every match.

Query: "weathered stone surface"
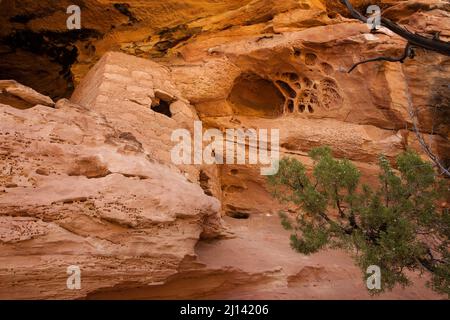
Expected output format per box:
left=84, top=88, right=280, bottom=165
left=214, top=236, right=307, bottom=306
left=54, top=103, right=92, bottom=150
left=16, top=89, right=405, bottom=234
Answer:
left=0, top=0, right=448, bottom=300
left=0, top=97, right=224, bottom=299
left=166, top=19, right=450, bottom=219
left=0, top=80, right=54, bottom=109
left=71, top=51, right=207, bottom=185
left=85, top=215, right=443, bottom=300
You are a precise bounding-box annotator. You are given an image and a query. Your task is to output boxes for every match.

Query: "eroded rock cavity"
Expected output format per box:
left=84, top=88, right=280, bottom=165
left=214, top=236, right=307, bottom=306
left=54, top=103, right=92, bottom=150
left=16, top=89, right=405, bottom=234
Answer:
left=228, top=72, right=285, bottom=118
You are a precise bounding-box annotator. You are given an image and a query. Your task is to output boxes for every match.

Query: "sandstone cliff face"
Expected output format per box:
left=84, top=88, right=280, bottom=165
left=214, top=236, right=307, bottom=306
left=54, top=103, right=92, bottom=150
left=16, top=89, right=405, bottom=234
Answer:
left=0, top=0, right=449, bottom=299
left=0, top=83, right=224, bottom=299
left=163, top=3, right=449, bottom=218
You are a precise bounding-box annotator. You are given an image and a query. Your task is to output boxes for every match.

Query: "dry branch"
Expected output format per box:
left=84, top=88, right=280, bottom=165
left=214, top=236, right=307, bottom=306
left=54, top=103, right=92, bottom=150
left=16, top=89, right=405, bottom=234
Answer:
left=347, top=43, right=415, bottom=73
left=341, top=0, right=450, bottom=72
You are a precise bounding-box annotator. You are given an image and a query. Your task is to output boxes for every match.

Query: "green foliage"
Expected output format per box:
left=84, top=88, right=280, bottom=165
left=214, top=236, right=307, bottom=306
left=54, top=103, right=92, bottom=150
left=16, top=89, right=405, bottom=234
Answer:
left=278, top=211, right=293, bottom=230
left=268, top=147, right=449, bottom=296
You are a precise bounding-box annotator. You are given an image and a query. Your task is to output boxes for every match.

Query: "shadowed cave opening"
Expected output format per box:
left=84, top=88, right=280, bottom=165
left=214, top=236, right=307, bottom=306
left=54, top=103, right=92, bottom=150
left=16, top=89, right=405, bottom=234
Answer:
left=228, top=211, right=250, bottom=219
left=151, top=99, right=172, bottom=117
left=226, top=205, right=250, bottom=220
left=228, top=72, right=285, bottom=118
left=0, top=29, right=102, bottom=100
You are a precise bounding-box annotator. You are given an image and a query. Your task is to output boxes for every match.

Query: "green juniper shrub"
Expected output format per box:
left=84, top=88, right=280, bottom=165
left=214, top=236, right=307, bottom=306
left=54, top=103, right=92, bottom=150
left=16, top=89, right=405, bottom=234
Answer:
left=268, top=147, right=449, bottom=296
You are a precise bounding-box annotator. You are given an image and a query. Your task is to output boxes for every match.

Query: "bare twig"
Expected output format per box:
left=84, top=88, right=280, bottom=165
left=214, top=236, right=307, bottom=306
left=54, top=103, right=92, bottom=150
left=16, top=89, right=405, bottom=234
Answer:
left=341, top=0, right=450, bottom=72
left=348, top=42, right=414, bottom=73
left=341, top=0, right=450, bottom=55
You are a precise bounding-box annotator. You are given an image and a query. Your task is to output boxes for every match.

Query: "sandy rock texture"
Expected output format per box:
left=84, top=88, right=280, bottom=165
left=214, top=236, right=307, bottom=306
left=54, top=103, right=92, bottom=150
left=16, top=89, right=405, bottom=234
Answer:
left=0, top=80, right=55, bottom=109
left=86, top=215, right=443, bottom=300
left=0, top=0, right=448, bottom=299
left=71, top=51, right=203, bottom=180
left=163, top=4, right=449, bottom=218
left=0, top=89, right=224, bottom=299
left=0, top=0, right=448, bottom=99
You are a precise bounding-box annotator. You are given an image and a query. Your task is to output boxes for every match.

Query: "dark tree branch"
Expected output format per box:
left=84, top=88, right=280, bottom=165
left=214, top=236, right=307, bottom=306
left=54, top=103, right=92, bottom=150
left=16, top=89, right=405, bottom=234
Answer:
left=348, top=42, right=414, bottom=73
left=341, top=0, right=450, bottom=72
left=380, top=18, right=450, bottom=56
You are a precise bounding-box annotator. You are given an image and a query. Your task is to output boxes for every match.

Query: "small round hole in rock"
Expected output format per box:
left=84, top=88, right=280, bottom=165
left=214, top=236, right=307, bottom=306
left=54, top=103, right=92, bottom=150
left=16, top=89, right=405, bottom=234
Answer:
left=305, top=53, right=317, bottom=66
left=303, top=77, right=313, bottom=88
left=151, top=99, right=172, bottom=117
left=282, top=72, right=299, bottom=82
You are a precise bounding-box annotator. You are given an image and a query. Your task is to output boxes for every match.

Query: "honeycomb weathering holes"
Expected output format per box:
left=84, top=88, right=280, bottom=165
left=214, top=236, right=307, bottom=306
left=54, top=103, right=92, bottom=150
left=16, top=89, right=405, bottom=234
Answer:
left=305, top=53, right=318, bottom=66
left=319, top=78, right=343, bottom=110
left=282, top=72, right=299, bottom=82
left=292, top=47, right=301, bottom=57
left=228, top=70, right=343, bottom=117
left=276, top=80, right=297, bottom=98
left=320, top=62, right=334, bottom=75
left=287, top=99, right=295, bottom=113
